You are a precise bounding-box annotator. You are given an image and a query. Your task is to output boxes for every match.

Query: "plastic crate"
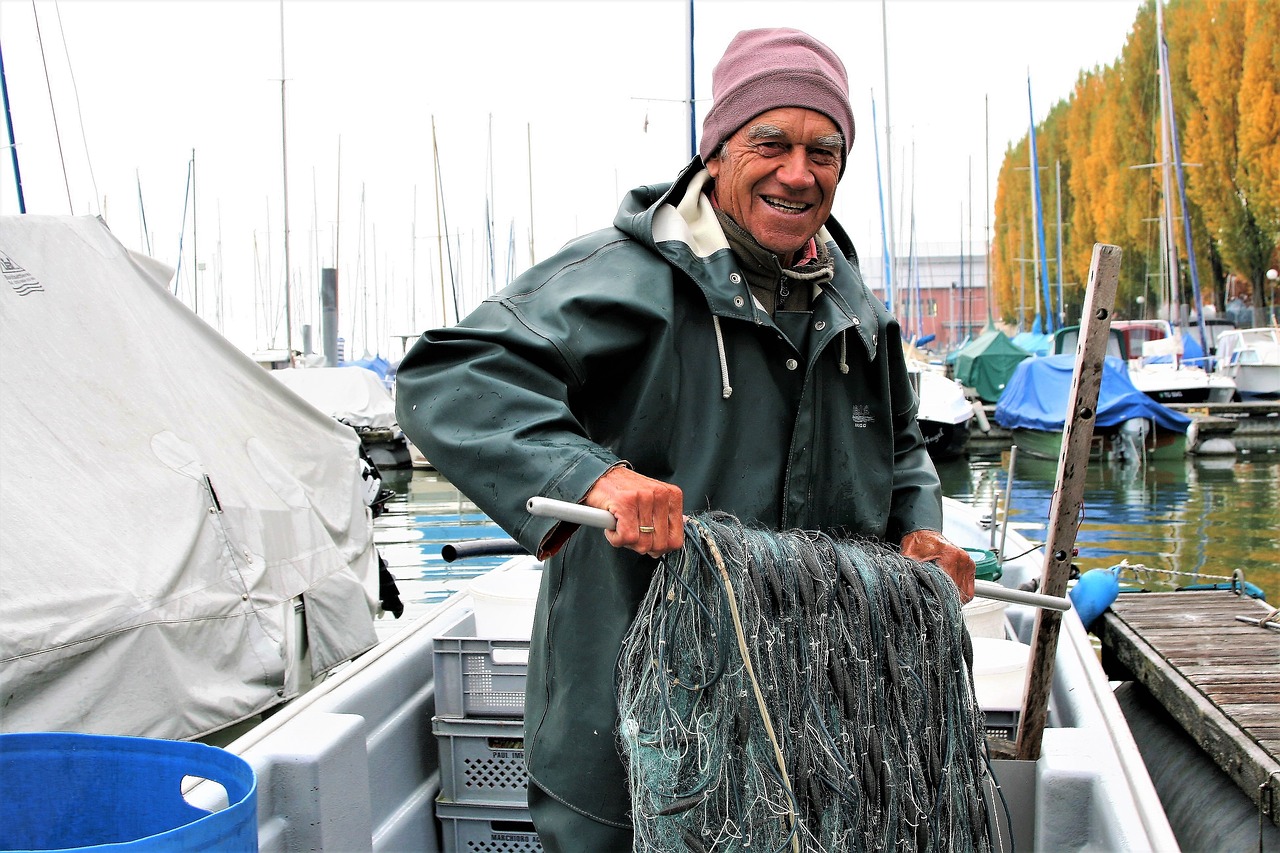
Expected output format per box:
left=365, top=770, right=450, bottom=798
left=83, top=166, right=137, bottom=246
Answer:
left=435, top=610, right=530, bottom=718
left=436, top=799, right=543, bottom=853
left=982, top=708, right=1020, bottom=741
left=434, top=716, right=530, bottom=807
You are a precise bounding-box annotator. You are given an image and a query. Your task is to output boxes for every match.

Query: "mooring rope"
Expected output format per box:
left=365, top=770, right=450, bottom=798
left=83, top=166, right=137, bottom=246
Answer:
left=617, top=512, right=994, bottom=852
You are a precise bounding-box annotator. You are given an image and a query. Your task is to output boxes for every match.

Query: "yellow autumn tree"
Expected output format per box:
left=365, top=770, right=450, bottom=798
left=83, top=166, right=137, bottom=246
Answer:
left=1174, top=0, right=1254, bottom=311
left=1237, top=0, right=1280, bottom=315
left=991, top=0, right=1278, bottom=323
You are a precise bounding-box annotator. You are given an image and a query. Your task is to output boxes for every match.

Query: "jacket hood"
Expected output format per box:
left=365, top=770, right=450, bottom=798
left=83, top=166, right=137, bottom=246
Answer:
left=613, top=156, right=883, bottom=366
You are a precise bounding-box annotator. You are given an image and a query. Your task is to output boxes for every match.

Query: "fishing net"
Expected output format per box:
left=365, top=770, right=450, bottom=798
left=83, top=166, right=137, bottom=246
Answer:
left=617, top=512, right=993, bottom=853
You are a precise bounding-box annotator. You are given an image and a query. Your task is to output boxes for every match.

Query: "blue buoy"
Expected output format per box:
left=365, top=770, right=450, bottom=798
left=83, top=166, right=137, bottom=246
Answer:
left=1070, top=566, right=1122, bottom=631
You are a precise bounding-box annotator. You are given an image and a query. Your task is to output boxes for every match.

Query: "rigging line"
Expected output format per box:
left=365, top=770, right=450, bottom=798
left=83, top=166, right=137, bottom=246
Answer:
left=135, top=169, right=151, bottom=255
left=173, top=157, right=193, bottom=298
left=433, top=131, right=460, bottom=323
left=31, top=1, right=73, bottom=212
left=52, top=0, right=98, bottom=214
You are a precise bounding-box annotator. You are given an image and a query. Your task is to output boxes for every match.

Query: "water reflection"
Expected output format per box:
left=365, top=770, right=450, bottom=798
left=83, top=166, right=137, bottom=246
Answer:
left=935, top=453, right=1280, bottom=601
left=375, top=468, right=514, bottom=624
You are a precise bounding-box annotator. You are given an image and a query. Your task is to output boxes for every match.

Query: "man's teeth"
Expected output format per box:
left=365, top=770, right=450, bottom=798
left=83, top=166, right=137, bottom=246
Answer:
left=763, top=196, right=809, bottom=212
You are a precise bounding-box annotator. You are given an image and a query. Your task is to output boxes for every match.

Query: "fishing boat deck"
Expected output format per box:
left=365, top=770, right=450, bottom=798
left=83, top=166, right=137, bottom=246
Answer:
left=1096, top=590, right=1280, bottom=828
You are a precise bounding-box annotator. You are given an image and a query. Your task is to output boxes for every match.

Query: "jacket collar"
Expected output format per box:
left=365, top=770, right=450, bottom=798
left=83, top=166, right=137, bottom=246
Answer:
left=614, top=157, right=881, bottom=362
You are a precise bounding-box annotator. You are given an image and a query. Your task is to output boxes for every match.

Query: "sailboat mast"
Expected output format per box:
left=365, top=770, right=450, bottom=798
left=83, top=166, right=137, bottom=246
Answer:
left=686, top=0, right=696, bottom=160
left=1055, top=160, right=1064, bottom=327
left=0, top=42, right=26, bottom=212
left=1155, top=0, right=1180, bottom=327
left=527, top=123, right=536, bottom=265
left=871, top=93, right=893, bottom=309
left=432, top=116, right=448, bottom=325
left=192, top=148, right=199, bottom=316
left=280, top=0, right=294, bottom=363
left=880, top=0, right=898, bottom=315
left=412, top=184, right=417, bottom=331
left=985, top=94, right=994, bottom=328
left=1027, top=74, right=1053, bottom=335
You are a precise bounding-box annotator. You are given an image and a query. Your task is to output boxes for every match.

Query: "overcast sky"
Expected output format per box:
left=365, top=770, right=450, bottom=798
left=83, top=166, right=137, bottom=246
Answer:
left=1, top=0, right=1142, bottom=356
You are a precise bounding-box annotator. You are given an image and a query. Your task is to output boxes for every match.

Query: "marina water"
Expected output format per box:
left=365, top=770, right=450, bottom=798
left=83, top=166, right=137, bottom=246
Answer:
left=936, top=451, right=1280, bottom=603
left=373, top=453, right=1279, bottom=632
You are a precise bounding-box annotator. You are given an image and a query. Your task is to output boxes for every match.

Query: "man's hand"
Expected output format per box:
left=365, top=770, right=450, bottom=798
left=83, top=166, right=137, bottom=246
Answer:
left=583, top=467, right=684, bottom=558
left=901, top=529, right=975, bottom=603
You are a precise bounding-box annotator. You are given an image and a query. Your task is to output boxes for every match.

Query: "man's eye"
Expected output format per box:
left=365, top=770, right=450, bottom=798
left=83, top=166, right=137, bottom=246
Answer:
left=811, top=150, right=838, bottom=166
left=757, top=141, right=787, bottom=154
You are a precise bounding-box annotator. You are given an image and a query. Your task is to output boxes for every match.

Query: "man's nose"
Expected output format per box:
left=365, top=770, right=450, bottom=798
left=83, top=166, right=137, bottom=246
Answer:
left=775, top=147, right=816, bottom=189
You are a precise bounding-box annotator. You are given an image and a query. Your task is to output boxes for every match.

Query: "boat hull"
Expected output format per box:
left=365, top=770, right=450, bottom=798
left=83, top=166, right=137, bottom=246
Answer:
left=1226, top=365, right=1280, bottom=400
left=921, top=418, right=971, bottom=461
left=220, top=501, right=1178, bottom=852
left=1012, top=426, right=1187, bottom=462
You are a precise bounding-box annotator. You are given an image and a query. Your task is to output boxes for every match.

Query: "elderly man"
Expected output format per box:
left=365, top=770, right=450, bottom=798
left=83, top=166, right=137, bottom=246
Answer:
left=396, top=27, right=974, bottom=852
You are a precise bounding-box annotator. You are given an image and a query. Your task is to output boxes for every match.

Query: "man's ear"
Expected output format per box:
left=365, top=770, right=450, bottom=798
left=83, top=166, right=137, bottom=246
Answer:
left=705, top=155, right=721, bottom=179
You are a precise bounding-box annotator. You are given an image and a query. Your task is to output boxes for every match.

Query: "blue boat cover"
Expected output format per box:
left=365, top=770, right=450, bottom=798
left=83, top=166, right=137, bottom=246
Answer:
left=994, top=354, right=1191, bottom=433
left=343, top=354, right=391, bottom=379
left=1011, top=330, right=1053, bottom=357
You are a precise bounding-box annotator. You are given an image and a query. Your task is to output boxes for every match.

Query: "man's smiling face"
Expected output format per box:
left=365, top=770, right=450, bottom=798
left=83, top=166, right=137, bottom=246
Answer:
left=706, top=107, right=842, bottom=266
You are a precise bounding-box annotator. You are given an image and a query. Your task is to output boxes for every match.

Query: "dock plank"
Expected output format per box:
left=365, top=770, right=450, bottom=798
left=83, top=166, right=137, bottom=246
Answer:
left=1098, top=591, right=1280, bottom=829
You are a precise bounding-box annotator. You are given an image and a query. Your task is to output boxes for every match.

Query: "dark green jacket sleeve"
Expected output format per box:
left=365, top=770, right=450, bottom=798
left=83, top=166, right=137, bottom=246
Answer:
left=395, top=298, right=622, bottom=556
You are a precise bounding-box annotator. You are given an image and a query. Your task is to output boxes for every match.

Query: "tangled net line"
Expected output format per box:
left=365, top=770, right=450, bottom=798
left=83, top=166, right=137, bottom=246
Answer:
left=617, top=512, right=993, bottom=852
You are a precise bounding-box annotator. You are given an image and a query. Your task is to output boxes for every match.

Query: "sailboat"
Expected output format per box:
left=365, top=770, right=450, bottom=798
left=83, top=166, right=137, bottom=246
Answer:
left=1122, top=1, right=1236, bottom=405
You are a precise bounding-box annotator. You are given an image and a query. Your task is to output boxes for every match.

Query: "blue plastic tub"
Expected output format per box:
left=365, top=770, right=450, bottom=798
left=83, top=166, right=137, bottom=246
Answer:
left=0, top=732, right=257, bottom=852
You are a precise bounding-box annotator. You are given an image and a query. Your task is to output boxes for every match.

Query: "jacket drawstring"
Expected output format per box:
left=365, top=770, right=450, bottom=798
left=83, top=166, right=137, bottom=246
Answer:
left=712, top=318, right=848, bottom=397
left=712, top=315, right=733, bottom=399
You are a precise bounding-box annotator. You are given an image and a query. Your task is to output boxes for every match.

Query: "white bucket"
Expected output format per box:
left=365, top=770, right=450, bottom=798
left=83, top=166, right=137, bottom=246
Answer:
left=970, top=637, right=1030, bottom=710
left=962, top=596, right=1009, bottom=639
left=469, top=569, right=542, bottom=638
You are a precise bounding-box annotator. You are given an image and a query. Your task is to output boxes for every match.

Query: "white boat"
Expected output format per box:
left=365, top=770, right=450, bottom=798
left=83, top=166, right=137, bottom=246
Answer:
left=271, top=365, right=413, bottom=469
left=906, top=349, right=975, bottom=461
left=0, top=215, right=384, bottom=741
left=1215, top=326, right=1280, bottom=400
left=915, top=366, right=976, bottom=461
left=223, top=496, right=1178, bottom=852
left=1113, top=319, right=1236, bottom=404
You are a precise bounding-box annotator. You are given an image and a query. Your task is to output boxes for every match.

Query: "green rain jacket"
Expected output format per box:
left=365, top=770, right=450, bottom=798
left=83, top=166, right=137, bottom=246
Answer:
left=395, top=159, right=944, bottom=826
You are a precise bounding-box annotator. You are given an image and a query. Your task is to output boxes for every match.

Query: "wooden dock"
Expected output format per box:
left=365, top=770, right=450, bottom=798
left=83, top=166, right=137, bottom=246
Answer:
left=1096, top=591, right=1280, bottom=828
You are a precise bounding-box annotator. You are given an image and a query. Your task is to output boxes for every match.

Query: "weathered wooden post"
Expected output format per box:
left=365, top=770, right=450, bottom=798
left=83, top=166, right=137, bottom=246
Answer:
left=1016, top=243, right=1122, bottom=760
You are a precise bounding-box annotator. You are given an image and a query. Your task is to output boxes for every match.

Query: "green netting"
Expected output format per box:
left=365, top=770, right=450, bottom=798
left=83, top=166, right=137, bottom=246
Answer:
left=617, top=513, right=994, bottom=853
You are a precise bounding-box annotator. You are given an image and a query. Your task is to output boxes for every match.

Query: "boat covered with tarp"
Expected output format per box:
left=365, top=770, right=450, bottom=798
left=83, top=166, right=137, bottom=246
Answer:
left=995, top=353, right=1192, bottom=460
left=953, top=328, right=1032, bottom=403
left=0, top=215, right=382, bottom=741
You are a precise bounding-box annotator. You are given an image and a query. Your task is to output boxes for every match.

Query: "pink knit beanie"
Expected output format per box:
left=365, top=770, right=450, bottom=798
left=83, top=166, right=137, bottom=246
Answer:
left=699, top=28, right=855, bottom=175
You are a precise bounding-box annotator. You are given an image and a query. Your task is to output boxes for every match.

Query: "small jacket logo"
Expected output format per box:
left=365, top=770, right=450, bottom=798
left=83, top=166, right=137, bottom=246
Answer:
left=851, top=405, right=874, bottom=428
left=1, top=252, right=43, bottom=296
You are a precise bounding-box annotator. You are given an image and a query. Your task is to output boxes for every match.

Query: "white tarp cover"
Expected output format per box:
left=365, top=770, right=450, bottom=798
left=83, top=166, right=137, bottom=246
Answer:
left=270, top=366, right=398, bottom=430
left=0, top=216, right=379, bottom=740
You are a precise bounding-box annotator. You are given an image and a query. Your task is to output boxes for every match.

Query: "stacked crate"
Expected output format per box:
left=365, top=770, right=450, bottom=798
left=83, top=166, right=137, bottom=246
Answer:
left=433, top=609, right=543, bottom=852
